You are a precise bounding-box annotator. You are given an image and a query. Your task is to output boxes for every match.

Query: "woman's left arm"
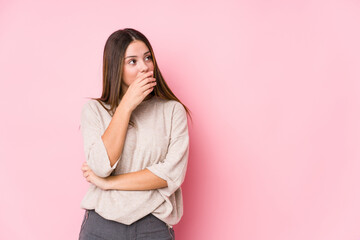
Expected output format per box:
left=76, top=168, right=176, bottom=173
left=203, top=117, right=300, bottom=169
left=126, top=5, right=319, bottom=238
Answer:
left=81, top=162, right=168, bottom=191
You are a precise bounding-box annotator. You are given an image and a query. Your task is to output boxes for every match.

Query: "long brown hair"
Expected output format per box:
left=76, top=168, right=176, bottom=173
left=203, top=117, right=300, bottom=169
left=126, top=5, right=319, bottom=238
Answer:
left=89, top=28, right=192, bottom=126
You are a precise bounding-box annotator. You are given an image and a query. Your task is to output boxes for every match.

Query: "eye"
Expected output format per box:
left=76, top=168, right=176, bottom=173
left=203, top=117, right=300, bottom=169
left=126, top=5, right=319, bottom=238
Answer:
left=145, top=55, right=153, bottom=61
left=128, top=59, right=136, bottom=65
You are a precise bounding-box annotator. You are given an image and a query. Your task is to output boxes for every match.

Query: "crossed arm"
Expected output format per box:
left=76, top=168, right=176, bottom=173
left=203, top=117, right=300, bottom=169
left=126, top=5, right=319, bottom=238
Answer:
left=81, top=162, right=168, bottom=191
left=80, top=101, right=188, bottom=193
left=81, top=98, right=168, bottom=191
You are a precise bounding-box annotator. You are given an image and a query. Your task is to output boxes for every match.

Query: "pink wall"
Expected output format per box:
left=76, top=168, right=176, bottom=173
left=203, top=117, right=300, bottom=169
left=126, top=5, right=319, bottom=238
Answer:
left=1, top=0, right=359, bottom=239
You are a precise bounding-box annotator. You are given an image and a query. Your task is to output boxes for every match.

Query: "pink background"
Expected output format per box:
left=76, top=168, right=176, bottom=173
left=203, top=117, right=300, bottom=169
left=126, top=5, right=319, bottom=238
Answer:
left=1, top=0, right=360, bottom=239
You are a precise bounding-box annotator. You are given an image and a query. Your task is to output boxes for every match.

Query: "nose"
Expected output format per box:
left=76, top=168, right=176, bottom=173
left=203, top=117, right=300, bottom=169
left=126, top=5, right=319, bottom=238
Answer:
left=139, top=60, right=149, bottom=73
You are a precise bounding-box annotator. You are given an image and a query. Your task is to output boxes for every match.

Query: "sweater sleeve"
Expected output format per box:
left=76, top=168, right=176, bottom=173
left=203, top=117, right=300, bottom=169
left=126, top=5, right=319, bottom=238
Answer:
left=80, top=101, right=119, bottom=178
left=146, top=102, right=190, bottom=197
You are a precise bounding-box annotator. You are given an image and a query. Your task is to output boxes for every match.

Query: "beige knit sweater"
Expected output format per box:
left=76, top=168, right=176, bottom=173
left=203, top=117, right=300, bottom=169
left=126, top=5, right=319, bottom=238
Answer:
left=79, top=96, right=189, bottom=228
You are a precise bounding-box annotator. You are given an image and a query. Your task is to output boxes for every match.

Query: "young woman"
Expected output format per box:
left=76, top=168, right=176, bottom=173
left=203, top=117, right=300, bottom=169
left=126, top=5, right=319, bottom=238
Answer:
left=78, top=28, right=191, bottom=240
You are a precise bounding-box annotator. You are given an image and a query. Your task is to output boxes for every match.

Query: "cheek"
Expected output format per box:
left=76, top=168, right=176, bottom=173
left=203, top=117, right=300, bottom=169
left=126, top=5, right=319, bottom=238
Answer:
left=148, top=61, right=155, bottom=70
left=122, top=67, right=138, bottom=85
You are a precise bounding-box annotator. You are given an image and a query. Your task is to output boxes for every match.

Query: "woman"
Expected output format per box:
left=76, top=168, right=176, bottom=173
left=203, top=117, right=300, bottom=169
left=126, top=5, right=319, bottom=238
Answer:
left=78, top=28, right=191, bottom=240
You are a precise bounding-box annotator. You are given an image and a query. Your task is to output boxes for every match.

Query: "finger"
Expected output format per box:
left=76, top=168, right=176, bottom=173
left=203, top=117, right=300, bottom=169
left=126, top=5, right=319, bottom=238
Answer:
left=140, top=80, right=156, bottom=92
left=139, top=77, right=156, bottom=88
left=138, top=71, right=153, bottom=78
left=136, top=71, right=154, bottom=84
left=142, top=87, right=154, bottom=97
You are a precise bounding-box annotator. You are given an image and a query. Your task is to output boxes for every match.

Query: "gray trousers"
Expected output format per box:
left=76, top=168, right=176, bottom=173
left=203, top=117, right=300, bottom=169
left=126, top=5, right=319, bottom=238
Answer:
left=78, top=209, right=175, bottom=240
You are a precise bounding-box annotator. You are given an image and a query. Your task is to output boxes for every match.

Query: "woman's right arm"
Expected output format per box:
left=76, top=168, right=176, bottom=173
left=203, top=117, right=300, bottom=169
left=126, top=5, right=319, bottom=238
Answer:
left=101, top=71, right=156, bottom=167
left=101, top=101, right=132, bottom=168
left=80, top=102, right=129, bottom=178
left=81, top=71, right=156, bottom=177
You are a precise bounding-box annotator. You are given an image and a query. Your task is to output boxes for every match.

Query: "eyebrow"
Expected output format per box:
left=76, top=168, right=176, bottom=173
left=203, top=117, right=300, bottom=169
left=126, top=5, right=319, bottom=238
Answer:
left=125, top=51, right=151, bottom=59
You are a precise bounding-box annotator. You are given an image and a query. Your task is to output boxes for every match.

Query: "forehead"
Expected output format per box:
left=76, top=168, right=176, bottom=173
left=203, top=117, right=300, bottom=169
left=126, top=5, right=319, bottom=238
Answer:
left=125, top=40, right=149, bottom=55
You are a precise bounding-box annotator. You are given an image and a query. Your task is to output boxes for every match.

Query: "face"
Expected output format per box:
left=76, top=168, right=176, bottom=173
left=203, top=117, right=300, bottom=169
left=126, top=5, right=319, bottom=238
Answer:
left=121, top=40, right=154, bottom=94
